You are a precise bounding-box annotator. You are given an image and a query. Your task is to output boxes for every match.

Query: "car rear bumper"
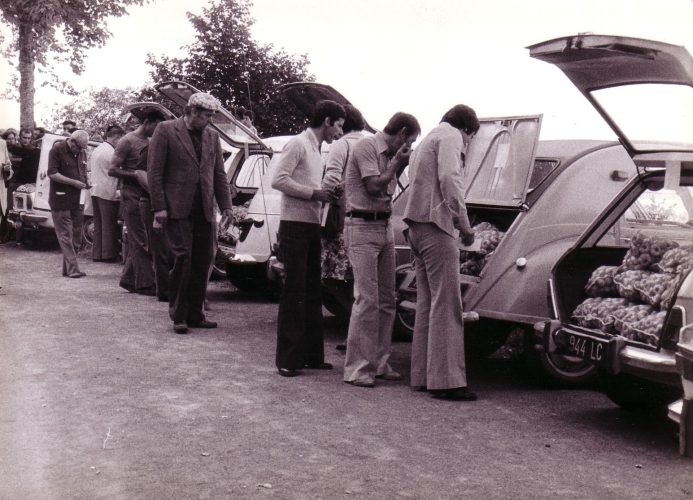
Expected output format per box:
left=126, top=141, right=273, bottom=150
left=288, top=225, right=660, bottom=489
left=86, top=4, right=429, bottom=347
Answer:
left=8, top=209, right=51, bottom=228
left=538, top=320, right=678, bottom=380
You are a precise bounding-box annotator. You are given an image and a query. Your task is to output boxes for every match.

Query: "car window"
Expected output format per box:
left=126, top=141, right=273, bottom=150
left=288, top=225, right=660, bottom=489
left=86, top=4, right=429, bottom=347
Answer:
left=597, top=184, right=693, bottom=247
left=236, top=154, right=272, bottom=189
left=528, top=159, right=560, bottom=191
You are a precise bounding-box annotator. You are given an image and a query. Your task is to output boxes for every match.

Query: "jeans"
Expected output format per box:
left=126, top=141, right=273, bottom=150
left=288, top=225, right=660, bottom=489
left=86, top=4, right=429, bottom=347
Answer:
left=276, top=220, right=324, bottom=370
left=343, top=218, right=396, bottom=383
left=407, top=221, right=467, bottom=390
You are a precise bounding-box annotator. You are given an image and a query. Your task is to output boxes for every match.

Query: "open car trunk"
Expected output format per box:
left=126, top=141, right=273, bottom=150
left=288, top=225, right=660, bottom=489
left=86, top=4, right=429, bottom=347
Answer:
left=553, top=169, right=693, bottom=350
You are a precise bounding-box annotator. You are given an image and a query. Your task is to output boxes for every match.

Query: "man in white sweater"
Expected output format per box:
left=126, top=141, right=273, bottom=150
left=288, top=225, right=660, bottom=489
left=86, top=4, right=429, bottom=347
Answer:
left=271, top=100, right=346, bottom=377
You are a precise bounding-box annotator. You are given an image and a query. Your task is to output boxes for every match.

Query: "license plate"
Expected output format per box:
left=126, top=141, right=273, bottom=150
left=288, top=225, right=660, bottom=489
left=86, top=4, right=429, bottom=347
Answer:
left=558, top=332, right=610, bottom=368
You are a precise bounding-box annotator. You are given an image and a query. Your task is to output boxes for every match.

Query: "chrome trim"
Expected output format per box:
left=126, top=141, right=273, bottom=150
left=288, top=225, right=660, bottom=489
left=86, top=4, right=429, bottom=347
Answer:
left=229, top=254, right=258, bottom=263
left=548, top=278, right=558, bottom=319
left=669, top=399, right=683, bottom=425
left=621, top=346, right=677, bottom=373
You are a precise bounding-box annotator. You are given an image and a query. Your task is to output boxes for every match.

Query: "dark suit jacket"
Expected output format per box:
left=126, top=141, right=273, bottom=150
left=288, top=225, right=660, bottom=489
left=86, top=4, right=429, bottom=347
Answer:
left=147, top=117, right=231, bottom=221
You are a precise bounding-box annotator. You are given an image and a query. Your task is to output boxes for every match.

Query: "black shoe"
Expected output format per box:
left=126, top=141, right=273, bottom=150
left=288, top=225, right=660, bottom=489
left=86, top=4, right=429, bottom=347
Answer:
left=304, top=362, right=333, bottom=370
left=135, top=286, right=156, bottom=297
left=278, top=367, right=301, bottom=377
left=430, top=387, right=477, bottom=401
left=173, top=322, right=188, bottom=334
left=67, top=271, right=86, bottom=278
left=188, top=319, right=217, bottom=329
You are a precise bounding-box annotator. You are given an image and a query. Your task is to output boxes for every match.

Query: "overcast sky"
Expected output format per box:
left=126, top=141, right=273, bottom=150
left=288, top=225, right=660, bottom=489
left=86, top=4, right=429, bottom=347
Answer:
left=1, top=0, right=692, bottom=139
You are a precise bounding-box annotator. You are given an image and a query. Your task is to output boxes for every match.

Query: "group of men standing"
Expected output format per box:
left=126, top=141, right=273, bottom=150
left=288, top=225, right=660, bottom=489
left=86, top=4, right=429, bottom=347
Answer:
left=41, top=90, right=481, bottom=400
left=47, top=93, right=232, bottom=334
left=271, top=100, right=480, bottom=401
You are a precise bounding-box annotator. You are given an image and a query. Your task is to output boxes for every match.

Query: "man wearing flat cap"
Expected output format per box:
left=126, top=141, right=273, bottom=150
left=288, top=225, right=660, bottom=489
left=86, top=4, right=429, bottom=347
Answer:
left=47, top=129, right=90, bottom=278
left=148, top=92, right=233, bottom=334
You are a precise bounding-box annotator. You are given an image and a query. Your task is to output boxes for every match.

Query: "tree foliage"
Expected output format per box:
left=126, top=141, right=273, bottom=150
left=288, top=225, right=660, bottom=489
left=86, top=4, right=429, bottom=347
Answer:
left=45, top=86, right=143, bottom=134
left=0, top=0, right=147, bottom=127
left=146, top=0, right=314, bottom=137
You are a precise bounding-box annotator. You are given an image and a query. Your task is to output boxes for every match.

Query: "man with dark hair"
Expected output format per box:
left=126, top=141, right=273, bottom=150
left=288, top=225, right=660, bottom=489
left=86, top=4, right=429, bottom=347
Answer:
left=6, top=127, right=40, bottom=208
left=90, top=125, right=125, bottom=262
left=109, top=109, right=166, bottom=295
left=62, top=120, right=77, bottom=136
left=403, top=104, right=480, bottom=401
left=148, top=93, right=233, bottom=334
left=48, top=130, right=90, bottom=278
left=342, top=112, right=420, bottom=388
left=320, top=104, right=366, bottom=325
left=270, top=99, right=345, bottom=377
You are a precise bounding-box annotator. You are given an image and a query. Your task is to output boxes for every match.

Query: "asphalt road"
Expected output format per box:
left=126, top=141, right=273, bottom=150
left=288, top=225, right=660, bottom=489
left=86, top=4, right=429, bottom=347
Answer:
left=1, top=239, right=692, bottom=499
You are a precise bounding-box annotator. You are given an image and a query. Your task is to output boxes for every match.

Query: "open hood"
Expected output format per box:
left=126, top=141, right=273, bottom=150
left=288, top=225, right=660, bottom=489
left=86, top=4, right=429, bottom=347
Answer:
left=463, top=114, right=542, bottom=207
left=528, top=34, right=693, bottom=155
left=277, top=82, right=377, bottom=133
left=124, top=102, right=176, bottom=121
left=154, top=81, right=270, bottom=151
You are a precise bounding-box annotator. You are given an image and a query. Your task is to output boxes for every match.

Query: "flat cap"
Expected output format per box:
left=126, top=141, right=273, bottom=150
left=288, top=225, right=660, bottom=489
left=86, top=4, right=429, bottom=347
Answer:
left=188, top=92, right=220, bottom=111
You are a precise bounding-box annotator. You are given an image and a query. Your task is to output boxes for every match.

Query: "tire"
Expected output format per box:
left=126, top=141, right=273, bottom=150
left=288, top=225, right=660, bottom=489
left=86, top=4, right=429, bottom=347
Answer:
left=81, top=215, right=94, bottom=247
left=601, top=373, right=682, bottom=412
left=211, top=248, right=228, bottom=280
left=393, top=263, right=416, bottom=341
left=523, top=332, right=599, bottom=388
left=393, top=303, right=415, bottom=341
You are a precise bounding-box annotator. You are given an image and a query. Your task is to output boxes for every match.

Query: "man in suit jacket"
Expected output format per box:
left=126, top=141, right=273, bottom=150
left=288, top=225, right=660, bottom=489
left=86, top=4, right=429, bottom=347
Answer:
left=148, top=92, right=233, bottom=334
left=403, top=104, right=480, bottom=401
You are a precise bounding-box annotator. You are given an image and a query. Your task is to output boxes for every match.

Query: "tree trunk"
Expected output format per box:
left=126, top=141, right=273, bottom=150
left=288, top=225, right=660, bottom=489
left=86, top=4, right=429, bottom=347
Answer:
left=18, top=22, right=35, bottom=129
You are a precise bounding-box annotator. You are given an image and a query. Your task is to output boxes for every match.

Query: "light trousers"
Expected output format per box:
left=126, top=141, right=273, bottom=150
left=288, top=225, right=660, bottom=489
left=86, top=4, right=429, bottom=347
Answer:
left=408, top=221, right=467, bottom=390
left=343, top=219, right=396, bottom=384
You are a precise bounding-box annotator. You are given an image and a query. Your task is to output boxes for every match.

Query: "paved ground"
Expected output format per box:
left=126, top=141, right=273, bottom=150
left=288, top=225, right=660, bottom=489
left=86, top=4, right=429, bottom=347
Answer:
left=1, top=240, right=692, bottom=499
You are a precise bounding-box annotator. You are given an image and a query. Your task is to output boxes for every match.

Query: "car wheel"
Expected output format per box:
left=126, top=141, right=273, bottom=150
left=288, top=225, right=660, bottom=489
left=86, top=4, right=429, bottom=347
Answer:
left=601, top=373, right=682, bottom=412
left=81, top=215, right=94, bottom=247
left=464, top=321, right=512, bottom=360
left=393, top=303, right=415, bottom=341
left=523, top=333, right=599, bottom=388
left=211, top=249, right=228, bottom=280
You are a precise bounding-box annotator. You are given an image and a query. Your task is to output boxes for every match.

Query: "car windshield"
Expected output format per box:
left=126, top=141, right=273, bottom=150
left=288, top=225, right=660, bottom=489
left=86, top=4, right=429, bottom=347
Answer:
left=591, top=83, right=693, bottom=150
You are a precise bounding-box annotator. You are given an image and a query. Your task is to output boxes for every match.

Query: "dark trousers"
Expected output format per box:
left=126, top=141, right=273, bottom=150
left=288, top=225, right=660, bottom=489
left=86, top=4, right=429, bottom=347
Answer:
left=276, top=220, right=324, bottom=370
left=119, top=195, right=154, bottom=292
left=164, top=208, right=214, bottom=323
left=140, top=197, right=170, bottom=301
left=91, top=196, right=120, bottom=261
left=52, top=208, right=83, bottom=276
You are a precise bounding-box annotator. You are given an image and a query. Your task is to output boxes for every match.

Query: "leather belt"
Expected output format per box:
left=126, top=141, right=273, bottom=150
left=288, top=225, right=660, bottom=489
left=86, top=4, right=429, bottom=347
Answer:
left=346, top=210, right=391, bottom=221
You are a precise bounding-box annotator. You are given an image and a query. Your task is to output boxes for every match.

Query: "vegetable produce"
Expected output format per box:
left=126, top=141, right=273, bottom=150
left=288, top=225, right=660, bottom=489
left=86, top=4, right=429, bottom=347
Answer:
left=584, top=266, right=619, bottom=297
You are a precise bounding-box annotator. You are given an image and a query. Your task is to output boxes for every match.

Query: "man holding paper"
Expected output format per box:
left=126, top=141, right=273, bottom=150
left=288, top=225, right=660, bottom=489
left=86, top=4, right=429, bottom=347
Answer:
left=403, top=104, right=480, bottom=401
